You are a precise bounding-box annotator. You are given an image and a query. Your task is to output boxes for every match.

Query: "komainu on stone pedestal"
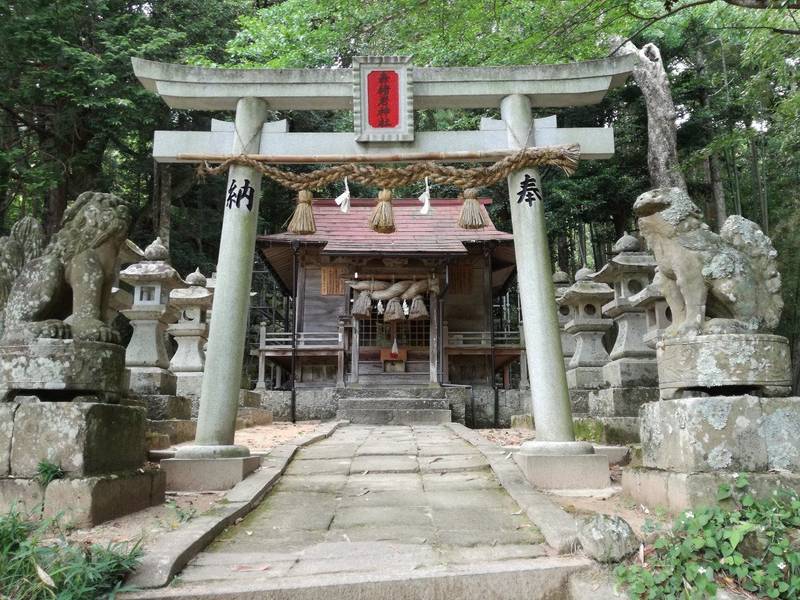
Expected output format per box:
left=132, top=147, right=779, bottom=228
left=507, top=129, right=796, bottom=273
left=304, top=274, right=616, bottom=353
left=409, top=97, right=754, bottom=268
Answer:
left=624, top=187, right=799, bottom=512
left=0, top=192, right=131, bottom=402
left=634, top=187, right=789, bottom=398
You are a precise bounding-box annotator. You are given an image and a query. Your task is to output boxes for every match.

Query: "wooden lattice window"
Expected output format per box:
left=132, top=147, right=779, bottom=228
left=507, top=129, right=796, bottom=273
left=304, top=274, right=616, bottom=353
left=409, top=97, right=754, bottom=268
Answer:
left=450, top=261, right=473, bottom=295
left=320, top=266, right=345, bottom=296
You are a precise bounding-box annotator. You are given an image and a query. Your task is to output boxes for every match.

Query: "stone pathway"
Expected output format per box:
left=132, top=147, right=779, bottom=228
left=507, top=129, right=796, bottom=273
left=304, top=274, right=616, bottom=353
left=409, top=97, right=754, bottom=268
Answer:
left=165, top=424, right=568, bottom=593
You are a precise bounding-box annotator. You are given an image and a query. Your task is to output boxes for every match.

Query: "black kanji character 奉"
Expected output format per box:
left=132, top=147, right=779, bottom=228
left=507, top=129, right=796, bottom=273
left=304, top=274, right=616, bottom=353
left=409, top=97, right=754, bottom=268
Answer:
left=516, top=173, right=542, bottom=206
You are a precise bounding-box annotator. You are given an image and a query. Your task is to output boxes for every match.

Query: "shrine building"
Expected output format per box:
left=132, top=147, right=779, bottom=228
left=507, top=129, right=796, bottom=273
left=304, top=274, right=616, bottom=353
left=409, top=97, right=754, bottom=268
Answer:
left=253, top=195, right=526, bottom=423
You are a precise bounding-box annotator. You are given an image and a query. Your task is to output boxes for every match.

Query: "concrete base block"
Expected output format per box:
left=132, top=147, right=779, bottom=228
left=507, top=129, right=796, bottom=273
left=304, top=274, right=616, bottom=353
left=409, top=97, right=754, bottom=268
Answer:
left=566, top=366, right=605, bottom=390
left=42, top=469, right=165, bottom=528
left=128, top=367, right=177, bottom=395
left=237, top=407, right=273, bottom=427
left=588, top=386, right=659, bottom=417
left=623, top=467, right=800, bottom=513
left=0, top=478, right=44, bottom=513
left=510, top=414, right=534, bottom=430
left=602, top=358, right=658, bottom=387
left=161, top=456, right=261, bottom=491
left=513, top=452, right=610, bottom=490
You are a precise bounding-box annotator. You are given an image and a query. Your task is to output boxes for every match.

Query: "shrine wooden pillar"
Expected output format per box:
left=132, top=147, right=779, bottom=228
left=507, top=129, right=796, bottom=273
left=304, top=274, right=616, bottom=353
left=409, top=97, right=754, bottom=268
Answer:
left=350, top=318, right=360, bottom=385
left=429, top=292, right=440, bottom=384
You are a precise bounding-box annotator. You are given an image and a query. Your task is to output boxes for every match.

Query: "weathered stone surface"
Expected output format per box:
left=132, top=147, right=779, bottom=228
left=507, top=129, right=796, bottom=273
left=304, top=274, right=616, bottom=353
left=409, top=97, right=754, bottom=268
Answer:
left=578, top=514, right=639, bottom=562
left=657, top=334, right=791, bottom=398
left=176, top=372, right=203, bottom=403
left=510, top=414, right=534, bottom=430
left=0, top=477, right=43, bottom=513
left=589, top=386, right=659, bottom=418
left=147, top=419, right=196, bottom=445
left=574, top=416, right=641, bottom=445
left=128, top=366, right=177, bottom=395
left=0, top=339, right=125, bottom=401
left=238, top=407, right=273, bottom=427
left=141, top=394, right=192, bottom=420
left=10, top=402, right=145, bottom=477
left=0, top=193, right=131, bottom=345
left=43, top=469, right=165, bottom=527
left=566, top=366, right=605, bottom=390
left=602, top=358, right=658, bottom=388
left=239, top=390, right=261, bottom=408
left=623, top=468, right=800, bottom=513
left=635, top=187, right=782, bottom=336
left=0, top=403, right=17, bottom=476
left=640, top=395, right=800, bottom=473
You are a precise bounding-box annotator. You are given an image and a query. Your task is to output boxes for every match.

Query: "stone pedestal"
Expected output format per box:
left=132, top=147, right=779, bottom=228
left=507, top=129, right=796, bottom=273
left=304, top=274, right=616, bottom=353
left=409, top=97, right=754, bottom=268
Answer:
left=514, top=440, right=610, bottom=490
left=0, top=339, right=125, bottom=402
left=657, top=333, right=791, bottom=399
left=160, top=456, right=261, bottom=491
left=0, top=401, right=164, bottom=526
left=623, top=395, right=800, bottom=511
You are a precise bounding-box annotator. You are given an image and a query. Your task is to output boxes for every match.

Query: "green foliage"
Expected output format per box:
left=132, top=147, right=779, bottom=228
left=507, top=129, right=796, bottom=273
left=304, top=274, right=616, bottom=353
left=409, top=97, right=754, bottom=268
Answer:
left=616, top=475, right=800, bottom=599
left=35, top=461, right=65, bottom=488
left=0, top=506, right=142, bottom=599
left=166, top=499, right=197, bottom=524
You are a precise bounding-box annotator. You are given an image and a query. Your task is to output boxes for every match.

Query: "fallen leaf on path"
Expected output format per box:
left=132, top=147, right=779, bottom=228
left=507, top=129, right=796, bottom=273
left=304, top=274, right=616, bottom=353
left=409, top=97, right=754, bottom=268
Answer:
left=246, top=531, right=253, bottom=536
left=428, top=457, right=442, bottom=463
left=511, top=510, right=523, bottom=515
left=35, top=563, right=55, bottom=588
left=357, top=489, right=370, bottom=496
left=231, top=564, right=271, bottom=572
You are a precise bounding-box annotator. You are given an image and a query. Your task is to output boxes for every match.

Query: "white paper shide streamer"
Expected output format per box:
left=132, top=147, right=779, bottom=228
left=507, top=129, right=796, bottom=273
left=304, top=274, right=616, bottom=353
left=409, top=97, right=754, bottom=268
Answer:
left=418, top=177, right=431, bottom=215
left=334, top=177, right=351, bottom=213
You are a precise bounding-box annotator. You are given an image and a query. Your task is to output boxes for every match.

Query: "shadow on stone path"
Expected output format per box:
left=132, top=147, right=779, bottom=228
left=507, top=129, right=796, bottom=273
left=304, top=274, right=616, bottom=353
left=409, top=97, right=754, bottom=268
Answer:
left=162, top=425, right=588, bottom=596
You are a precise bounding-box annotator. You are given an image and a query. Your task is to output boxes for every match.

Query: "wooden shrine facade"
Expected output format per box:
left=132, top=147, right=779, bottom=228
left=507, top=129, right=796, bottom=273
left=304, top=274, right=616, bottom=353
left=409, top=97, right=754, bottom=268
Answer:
left=253, top=197, right=524, bottom=388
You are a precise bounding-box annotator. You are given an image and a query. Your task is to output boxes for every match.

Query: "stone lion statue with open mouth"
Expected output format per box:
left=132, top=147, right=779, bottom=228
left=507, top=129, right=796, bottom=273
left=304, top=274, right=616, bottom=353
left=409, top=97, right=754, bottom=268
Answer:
left=634, top=187, right=782, bottom=337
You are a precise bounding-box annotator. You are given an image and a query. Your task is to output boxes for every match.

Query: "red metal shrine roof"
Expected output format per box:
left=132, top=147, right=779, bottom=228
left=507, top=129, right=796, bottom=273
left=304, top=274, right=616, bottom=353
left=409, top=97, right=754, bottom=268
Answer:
left=257, top=197, right=513, bottom=255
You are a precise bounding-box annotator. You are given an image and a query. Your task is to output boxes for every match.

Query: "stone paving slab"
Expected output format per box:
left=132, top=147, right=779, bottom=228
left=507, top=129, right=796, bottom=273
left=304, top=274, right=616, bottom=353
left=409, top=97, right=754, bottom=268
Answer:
left=126, top=424, right=588, bottom=599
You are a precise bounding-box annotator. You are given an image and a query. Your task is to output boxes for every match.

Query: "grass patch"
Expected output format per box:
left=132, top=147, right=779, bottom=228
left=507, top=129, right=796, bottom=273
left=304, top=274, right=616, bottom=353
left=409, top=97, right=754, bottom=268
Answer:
left=0, top=506, right=142, bottom=599
left=35, top=461, right=65, bottom=488
left=616, top=475, right=800, bottom=599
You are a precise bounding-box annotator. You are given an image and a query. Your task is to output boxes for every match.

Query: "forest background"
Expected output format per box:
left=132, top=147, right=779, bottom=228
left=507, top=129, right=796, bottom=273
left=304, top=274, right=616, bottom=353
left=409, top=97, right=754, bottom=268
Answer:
left=0, top=0, right=798, bottom=382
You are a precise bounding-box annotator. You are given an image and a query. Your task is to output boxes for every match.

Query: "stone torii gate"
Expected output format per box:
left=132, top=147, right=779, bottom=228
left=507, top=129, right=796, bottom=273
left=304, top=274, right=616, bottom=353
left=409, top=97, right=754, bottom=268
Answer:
left=133, top=55, right=636, bottom=489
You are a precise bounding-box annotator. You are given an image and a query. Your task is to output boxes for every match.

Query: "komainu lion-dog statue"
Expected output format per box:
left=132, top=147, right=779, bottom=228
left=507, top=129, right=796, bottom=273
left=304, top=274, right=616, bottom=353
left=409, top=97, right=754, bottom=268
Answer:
left=634, top=187, right=782, bottom=337
left=0, top=192, right=131, bottom=344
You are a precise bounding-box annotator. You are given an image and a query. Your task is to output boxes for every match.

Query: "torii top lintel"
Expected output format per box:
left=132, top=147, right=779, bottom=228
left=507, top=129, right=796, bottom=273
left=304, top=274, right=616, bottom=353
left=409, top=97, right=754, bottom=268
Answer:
left=131, top=55, right=636, bottom=112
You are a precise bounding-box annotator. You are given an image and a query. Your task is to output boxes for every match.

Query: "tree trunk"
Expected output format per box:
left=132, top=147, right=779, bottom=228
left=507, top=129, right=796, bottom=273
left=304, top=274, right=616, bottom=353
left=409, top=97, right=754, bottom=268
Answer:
left=158, top=163, right=172, bottom=249
left=709, top=154, right=727, bottom=229
left=45, top=181, right=68, bottom=236
left=614, top=41, right=687, bottom=191
left=556, top=234, right=570, bottom=273
left=749, top=137, right=768, bottom=234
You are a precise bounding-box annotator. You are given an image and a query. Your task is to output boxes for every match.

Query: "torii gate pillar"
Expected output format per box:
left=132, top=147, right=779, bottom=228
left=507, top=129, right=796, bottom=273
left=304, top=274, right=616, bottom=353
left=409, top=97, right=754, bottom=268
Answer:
left=501, top=94, right=610, bottom=489
left=166, top=97, right=267, bottom=488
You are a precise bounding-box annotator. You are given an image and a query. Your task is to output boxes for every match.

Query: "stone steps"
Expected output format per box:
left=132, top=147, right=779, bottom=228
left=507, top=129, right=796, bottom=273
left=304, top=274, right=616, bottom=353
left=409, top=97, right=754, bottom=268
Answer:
left=338, top=386, right=446, bottom=399
left=353, top=373, right=431, bottom=385
left=338, top=397, right=449, bottom=410
left=337, top=407, right=452, bottom=425
left=125, top=555, right=590, bottom=600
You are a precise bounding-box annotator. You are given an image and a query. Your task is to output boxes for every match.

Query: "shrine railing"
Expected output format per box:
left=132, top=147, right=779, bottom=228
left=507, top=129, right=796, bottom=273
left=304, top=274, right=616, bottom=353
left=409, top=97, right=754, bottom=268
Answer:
left=257, top=331, right=342, bottom=349
left=446, top=330, right=521, bottom=347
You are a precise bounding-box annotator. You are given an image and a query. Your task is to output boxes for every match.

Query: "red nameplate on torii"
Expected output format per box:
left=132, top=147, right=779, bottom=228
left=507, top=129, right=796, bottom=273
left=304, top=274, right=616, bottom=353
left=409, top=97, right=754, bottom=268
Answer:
left=353, top=56, right=413, bottom=142
left=367, top=70, right=400, bottom=129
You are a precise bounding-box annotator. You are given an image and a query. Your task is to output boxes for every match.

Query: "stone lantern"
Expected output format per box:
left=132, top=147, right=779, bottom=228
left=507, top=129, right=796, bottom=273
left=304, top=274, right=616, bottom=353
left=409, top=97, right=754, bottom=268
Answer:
left=119, top=238, right=186, bottom=394
left=629, top=278, right=671, bottom=349
left=591, top=233, right=657, bottom=387
left=557, top=267, right=614, bottom=392
left=168, top=268, right=213, bottom=403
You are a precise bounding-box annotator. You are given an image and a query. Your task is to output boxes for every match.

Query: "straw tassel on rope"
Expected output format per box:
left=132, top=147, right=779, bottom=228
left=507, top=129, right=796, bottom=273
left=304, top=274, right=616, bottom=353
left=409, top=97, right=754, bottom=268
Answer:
left=409, top=295, right=429, bottom=320
left=352, top=290, right=372, bottom=319
left=383, top=297, right=405, bottom=322
left=370, top=188, right=395, bottom=234
left=457, top=187, right=486, bottom=229
left=287, top=189, right=316, bottom=234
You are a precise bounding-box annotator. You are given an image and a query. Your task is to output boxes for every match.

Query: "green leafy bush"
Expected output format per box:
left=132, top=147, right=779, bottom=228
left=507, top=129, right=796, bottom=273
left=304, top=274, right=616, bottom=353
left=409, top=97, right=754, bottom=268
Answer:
left=0, top=506, right=142, bottom=599
left=616, top=475, right=800, bottom=599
